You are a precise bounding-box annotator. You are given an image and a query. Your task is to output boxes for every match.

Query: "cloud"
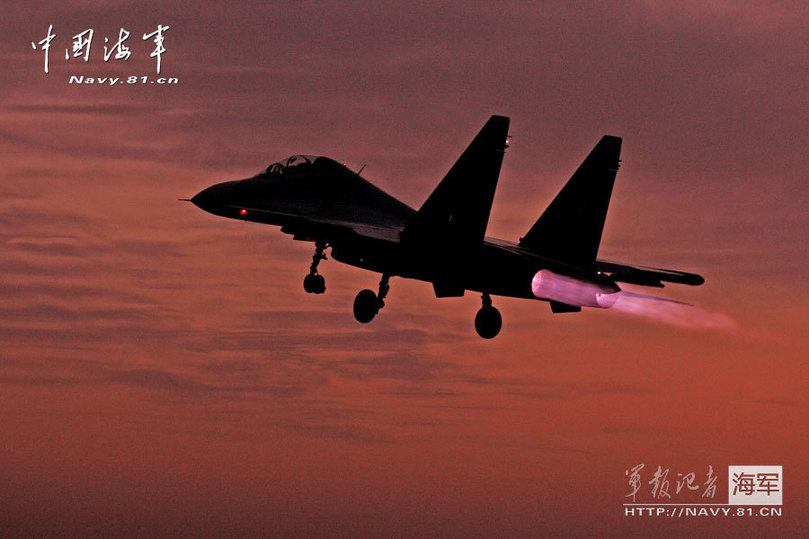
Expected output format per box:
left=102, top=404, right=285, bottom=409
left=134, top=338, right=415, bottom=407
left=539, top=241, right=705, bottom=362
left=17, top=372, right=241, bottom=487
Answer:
left=2, top=5, right=808, bottom=537
left=0, top=103, right=157, bottom=116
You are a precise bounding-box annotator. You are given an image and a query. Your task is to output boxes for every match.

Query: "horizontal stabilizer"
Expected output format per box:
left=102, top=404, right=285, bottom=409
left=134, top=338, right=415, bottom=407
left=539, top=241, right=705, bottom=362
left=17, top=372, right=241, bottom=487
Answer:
left=595, top=260, right=705, bottom=287
left=520, top=136, right=622, bottom=268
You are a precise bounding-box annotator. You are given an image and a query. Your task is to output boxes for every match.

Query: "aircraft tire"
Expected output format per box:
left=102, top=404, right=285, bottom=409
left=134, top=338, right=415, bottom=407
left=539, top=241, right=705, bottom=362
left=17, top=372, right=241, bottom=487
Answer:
left=474, top=306, right=502, bottom=339
left=353, top=289, right=379, bottom=323
left=304, top=274, right=326, bottom=294
left=312, top=274, right=326, bottom=294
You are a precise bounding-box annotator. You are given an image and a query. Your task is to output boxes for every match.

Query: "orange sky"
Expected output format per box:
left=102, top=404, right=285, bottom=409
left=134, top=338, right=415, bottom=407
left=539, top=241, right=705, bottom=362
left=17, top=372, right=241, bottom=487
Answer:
left=2, top=1, right=808, bottom=536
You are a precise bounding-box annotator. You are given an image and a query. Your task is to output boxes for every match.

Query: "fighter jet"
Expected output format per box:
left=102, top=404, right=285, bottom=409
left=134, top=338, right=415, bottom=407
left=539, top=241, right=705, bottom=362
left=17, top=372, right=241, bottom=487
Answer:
left=191, top=116, right=703, bottom=338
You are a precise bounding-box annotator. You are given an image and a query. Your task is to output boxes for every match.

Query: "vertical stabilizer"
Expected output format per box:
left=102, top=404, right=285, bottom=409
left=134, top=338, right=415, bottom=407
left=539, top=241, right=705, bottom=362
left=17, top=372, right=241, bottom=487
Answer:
left=519, top=135, right=622, bottom=268
left=403, top=115, right=510, bottom=245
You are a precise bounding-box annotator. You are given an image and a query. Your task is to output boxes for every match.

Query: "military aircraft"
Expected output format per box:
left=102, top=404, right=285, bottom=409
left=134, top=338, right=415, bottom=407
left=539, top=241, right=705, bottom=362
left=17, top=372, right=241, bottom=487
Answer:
left=191, top=116, right=703, bottom=338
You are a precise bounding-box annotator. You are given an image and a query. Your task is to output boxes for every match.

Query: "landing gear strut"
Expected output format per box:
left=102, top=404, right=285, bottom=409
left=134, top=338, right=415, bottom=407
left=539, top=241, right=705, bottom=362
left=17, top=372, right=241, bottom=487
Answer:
left=353, top=274, right=390, bottom=324
left=303, top=241, right=327, bottom=294
left=474, top=293, right=501, bottom=339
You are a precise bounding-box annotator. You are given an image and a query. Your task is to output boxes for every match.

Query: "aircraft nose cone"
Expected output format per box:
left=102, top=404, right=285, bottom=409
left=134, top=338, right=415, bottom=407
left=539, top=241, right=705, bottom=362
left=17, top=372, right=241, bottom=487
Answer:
left=191, top=182, right=233, bottom=213
left=190, top=186, right=214, bottom=211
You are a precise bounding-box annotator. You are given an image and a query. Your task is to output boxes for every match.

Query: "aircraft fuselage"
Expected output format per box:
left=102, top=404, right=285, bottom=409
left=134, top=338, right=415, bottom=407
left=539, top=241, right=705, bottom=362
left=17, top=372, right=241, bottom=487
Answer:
left=190, top=118, right=703, bottom=338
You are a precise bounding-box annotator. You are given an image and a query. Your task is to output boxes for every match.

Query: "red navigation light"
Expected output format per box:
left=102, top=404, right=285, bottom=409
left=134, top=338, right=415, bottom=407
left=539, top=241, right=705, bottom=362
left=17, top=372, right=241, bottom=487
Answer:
left=239, top=209, right=248, bottom=216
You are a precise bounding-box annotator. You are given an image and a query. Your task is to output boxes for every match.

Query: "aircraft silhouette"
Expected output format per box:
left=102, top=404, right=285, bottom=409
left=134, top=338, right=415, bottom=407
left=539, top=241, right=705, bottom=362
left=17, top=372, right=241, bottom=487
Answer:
left=191, top=116, right=703, bottom=338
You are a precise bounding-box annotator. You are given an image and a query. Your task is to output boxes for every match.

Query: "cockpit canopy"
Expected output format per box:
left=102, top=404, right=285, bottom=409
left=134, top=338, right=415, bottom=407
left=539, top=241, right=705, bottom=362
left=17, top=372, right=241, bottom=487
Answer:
left=261, top=154, right=322, bottom=176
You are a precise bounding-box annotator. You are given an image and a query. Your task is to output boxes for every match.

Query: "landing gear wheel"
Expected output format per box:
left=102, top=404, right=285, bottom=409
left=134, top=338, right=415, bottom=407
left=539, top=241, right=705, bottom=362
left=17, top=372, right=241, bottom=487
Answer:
left=303, top=242, right=328, bottom=294
left=312, top=274, right=325, bottom=294
left=475, top=303, right=501, bottom=339
left=353, top=289, right=380, bottom=323
left=303, top=273, right=325, bottom=294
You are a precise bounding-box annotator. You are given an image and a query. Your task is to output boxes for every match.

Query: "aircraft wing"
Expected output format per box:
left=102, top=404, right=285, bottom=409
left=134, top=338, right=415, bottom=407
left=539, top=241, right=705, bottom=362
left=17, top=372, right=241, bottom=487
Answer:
left=594, top=259, right=704, bottom=287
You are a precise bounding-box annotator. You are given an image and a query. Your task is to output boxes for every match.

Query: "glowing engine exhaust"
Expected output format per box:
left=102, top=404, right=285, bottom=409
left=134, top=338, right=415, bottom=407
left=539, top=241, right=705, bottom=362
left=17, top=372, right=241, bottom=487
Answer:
left=531, top=269, right=620, bottom=308
left=531, top=269, right=735, bottom=331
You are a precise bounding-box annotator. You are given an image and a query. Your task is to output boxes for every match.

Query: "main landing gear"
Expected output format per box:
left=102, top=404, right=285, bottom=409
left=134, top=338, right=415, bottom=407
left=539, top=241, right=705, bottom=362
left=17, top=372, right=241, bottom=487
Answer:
left=353, top=274, right=390, bottom=323
left=303, top=250, right=501, bottom=338
left=303, top=241, right=327, bottom=294
left=474, top=293, right=501, bottom=339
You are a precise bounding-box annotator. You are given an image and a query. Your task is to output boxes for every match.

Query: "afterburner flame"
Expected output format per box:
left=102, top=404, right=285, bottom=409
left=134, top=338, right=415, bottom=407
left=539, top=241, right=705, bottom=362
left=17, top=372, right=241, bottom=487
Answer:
left=531, top=270, right=735, bottom=330
left=610, top=289, right=736, bottom=330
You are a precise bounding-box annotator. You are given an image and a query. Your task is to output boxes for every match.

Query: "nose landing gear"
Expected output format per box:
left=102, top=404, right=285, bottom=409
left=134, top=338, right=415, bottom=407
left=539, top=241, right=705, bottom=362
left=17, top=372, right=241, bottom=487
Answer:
left=303, top=241, right=327, bottom=294
left=353, top=274, right=390, bottom=323
left=474, top=293, right=501, bottom=339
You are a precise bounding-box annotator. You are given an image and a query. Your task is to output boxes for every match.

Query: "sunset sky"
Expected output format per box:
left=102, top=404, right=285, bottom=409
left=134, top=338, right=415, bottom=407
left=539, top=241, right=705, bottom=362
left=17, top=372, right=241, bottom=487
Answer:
left=2, top=1, right=808, bottom=536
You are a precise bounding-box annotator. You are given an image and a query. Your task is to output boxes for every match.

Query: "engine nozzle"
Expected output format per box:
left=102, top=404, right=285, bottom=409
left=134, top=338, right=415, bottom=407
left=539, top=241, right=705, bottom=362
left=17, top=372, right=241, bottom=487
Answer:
left=531, top=269, right=619, bottom=308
